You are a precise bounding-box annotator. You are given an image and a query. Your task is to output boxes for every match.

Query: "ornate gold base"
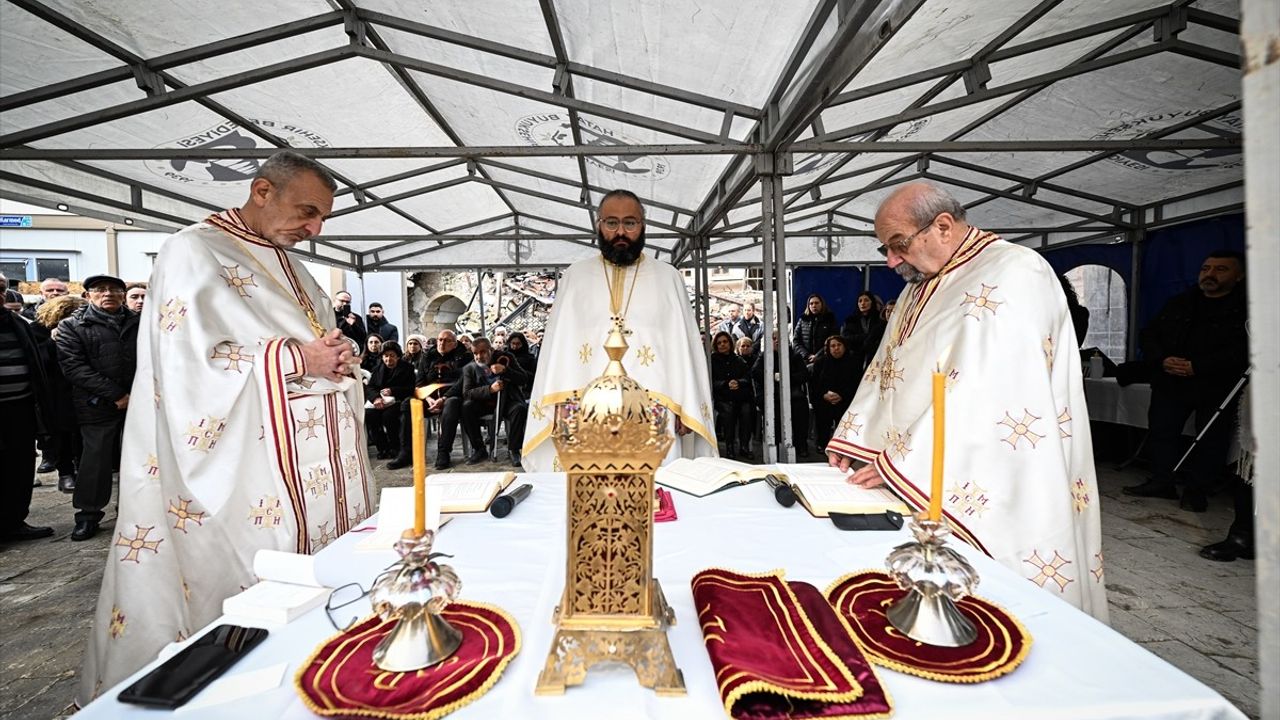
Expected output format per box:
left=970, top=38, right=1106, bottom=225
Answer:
left=535, top=580, right=686, bottom=696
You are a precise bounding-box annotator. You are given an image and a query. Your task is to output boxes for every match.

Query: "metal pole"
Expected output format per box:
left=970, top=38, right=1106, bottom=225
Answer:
left=759, top=175, right=778, bottom=464
left=1127, top=223, right=1145, bottom=360
left=475, top=268, right=487, bottom=337
left=699, top=238, right=712, bottom=354
left=773, top=173, right=796, bottom=463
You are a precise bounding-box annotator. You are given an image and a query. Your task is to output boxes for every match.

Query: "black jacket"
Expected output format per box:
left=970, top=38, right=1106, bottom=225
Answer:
left=808, top=350, right=860, bottom=411
left=334, top=306, right=367, bottom=346
left=752, top=349, right=809, bottom=403
left=461, top=352, right=530, bottom=406
left=710, top=351, right=753, bottom=403
left=505, top=332, right=538, bottom=396
left=840, top=312, right=887, bottom=369
left=27, top=322, right=77, bottom=432
left=55, top=304, right=139, bottom=423
left=365, top=360, right=415, bottom=404
left=366, top=316, right=399, bottom=344
left=417, top=345, right=473, bottom=399
left=792, top=310, right=837, bottom=360
left=1141, top=286, right=1248, bottom=400
left=0, top=310, right=53, bottom=429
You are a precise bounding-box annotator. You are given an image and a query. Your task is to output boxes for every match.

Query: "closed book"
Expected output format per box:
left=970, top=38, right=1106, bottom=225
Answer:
left=221, top=550, right=330, bottom=624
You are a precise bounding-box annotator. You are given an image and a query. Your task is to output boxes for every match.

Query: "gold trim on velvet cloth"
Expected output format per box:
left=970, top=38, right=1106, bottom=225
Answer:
left=825, top=570, right=1032, bottom=684
left=294, top=601, right=521, bottom=720
left=691, top=568, right=893, bottom=719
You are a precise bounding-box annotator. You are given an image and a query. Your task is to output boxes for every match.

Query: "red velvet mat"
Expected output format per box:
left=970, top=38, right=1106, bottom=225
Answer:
left=691, top=568, right=893, bottom=719
left=295, top=601, right=520, bottom=720
left=826, top=570, right=1031, bottom=683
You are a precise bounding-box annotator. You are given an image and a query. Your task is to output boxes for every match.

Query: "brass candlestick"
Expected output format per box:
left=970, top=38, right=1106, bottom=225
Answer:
left=369, top=530, right=463, bottom=672
left=535, top=318, right=685, bottom=696
left=884, top=516, right=980, bottom=647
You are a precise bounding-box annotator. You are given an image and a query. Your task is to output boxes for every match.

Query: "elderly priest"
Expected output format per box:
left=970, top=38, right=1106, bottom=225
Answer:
left=826, top=182, right=1107, bottom=621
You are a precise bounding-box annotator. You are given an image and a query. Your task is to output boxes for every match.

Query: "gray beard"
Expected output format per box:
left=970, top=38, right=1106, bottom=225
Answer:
left=896, top=261, right=926, bottom=284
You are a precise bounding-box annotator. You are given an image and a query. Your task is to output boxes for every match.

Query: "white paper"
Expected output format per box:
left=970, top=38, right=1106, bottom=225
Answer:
left=176, top=662, right=288, bottom=713
left=355, top=485, right=443, bottom=551
left=252, top=550, right=320, bottom=587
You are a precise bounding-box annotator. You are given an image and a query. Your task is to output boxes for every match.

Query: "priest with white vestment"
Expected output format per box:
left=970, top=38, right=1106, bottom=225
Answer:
left=522, top=190, right=716, bottom=472
left=827, top=182, right=1108, bottom=621
left=77, top=152, right=373, bottom=704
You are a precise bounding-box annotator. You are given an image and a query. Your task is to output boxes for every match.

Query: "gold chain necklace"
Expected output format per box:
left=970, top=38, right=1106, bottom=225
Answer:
left=228, top=233, right=326, bottom=339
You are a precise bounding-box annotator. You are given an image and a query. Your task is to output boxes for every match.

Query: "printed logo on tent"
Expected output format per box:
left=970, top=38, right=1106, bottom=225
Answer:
left=515, top=113, right=670, bottom=180
left=146, top=120, right=331, bottom=186
left=792, top=118, right=931, bottom=175
left=1092, top=111, right=1241, bottom=173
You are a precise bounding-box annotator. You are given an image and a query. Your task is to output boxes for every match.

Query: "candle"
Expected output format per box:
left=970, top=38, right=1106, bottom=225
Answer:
left=411, top=398, right=426, bottom=535
left=929, top=346, right=952, bottom=522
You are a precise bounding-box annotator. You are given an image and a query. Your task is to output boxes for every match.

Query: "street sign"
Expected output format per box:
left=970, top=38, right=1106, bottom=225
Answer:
left=0, top=215, right=33, bottom=228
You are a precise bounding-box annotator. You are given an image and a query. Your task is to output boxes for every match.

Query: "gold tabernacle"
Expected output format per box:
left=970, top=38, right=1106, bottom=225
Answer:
left=535, top=317, right=685, bottom=696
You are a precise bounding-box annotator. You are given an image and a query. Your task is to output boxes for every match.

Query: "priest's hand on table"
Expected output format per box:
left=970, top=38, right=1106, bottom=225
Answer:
left=299, top=329, right=357, bottom=381
left=827, top=450, right=853, bottom=472
left=848, top=463, right=885, bottom=489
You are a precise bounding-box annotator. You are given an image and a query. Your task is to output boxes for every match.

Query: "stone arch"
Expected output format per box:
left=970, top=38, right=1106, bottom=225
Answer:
left=420, top=292, right=468, bottom=336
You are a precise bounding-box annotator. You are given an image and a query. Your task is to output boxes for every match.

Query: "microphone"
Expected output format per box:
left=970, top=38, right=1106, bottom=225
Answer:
left=764, top=474, right=796, bottom=508
left=490, top=484, right=533, bottom=518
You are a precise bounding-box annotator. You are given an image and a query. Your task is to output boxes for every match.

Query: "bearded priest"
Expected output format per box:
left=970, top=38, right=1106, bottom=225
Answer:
left=826, top=182, right=1107, bottom=621
left=76, top=151, right=373, bottom=705
left=521, top=190, right=716, bottom=471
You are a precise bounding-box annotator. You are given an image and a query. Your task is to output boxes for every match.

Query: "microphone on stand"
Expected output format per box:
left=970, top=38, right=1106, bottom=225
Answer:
left=764, top=474, right=796, bottom=507
left=490, top=484, right=534, bottom=518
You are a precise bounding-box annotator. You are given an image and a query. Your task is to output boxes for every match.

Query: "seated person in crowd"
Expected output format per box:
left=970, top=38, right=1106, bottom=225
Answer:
left=387, top=329, right=473, bottom=470
left=403, top=334, right=427, bottom=377
left=735, top=336, right=756, bottom=368
left=840, top=291, right=886, bottom=372
left=710, top=331, right=754, bottom=460
left=753, top=334, right=811, bottom=458
left=364, top=341, right=416, bottom=460
left=460, top=337, right=530, bottom=467
left=791, top=293, right=837, bottom=367
left=808, top=335, right=859, bottom=451
left=504, top=330, right=538, bottom=397
left=360, top=333, right=384, bottom=375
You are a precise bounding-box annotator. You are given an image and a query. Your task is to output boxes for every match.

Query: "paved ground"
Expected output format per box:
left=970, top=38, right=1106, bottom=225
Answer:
left=0, top=447, right=1259, bottom=719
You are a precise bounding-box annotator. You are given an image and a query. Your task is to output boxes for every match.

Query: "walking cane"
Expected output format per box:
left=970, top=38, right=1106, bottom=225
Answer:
left=1172, top=367, right=1252, bottom=473
left=491, top=378, right=503, bottom=458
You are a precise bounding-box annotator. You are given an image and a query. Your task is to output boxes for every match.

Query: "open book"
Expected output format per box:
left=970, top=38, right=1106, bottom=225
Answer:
left=774, top=463, right=910, bottom=518
left=433, top=471, right=518, bottom=513
left=655, top=457, right=776, bottom=497
left=222, top=550, right=330, bottom=624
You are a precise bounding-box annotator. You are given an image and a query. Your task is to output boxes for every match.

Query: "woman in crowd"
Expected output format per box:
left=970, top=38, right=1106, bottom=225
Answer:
left=32, top=294, right=88, bottom=493
left=124, top=282, right=146, bottom=314
left=840, top=291, right=886, bottom=372
left=403, top=334, right=428, bottom=378
left=504, top=331, right=538, bottom=397
left=808, top=335, right=859, bottom=451
left=791, top=293, right=837, bottom=366
left=364, top=341, right=416, bottom=459
left=735, top=336, right=755, bottom=368
left=710, top=331, right=754, bottom=460
left=360, top=333, right=384, bottom=375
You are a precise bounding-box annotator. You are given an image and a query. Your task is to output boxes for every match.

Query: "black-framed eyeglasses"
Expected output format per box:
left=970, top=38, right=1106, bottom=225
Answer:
left=876, top=214, right=939, bottom=258
left=599, top=218, right=642, bottom=232
left=325, top=582, right=371, bottom=632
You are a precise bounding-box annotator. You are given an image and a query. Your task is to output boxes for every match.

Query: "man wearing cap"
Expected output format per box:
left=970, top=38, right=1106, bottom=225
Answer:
left=76, top=150, right=372, bottom=706
left=55, top=274, right=139, bottom=541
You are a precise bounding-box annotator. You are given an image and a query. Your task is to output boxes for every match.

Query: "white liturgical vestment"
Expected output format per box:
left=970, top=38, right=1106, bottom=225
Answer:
left=77, top=210, right=373, bottom=704
left=522, top=254, right=717, bottom=471
left=827, top=227, right=1108, bottom=620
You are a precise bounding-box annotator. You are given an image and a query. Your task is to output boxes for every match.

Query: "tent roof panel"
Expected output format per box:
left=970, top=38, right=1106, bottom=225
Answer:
left=1, top=78, right=148, bottom=136
left=378, top=26, right=556, bottom=90
left=360, top=0, right=556, bottom=56
left=162, top=26, right=353, bottom=86
left=386, top=180, right=510, bottom=229
left=0, top=2, right=120, bottom=94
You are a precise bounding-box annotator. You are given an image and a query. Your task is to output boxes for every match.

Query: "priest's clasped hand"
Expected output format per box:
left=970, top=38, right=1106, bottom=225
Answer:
left=300, top=328, right=357, bottom=381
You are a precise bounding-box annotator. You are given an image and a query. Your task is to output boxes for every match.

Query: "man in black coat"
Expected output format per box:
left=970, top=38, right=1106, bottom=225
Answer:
left=1125, top=250, right=1249, bottom=524
left=0, top=306, right=56, bottom=542
left=332, top=290, right=367, bottom=347
left=56, top=274, right=140, bottom=541
left=460, top=337, right=530, bottom=467
left=387, top=329, right=473, bottom=471
left=365, top=302, right=399, bottom=344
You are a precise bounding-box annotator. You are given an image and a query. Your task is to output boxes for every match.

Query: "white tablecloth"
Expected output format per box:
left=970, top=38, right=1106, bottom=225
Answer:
left=78, top=474, right=1245, bottom=720
left=1084, top=378, right=1154, bottom=428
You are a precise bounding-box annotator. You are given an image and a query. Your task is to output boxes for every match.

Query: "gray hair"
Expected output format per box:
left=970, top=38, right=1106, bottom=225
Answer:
left=904, top=182, right=966, bottom=226
left=254, top=150, right=337, bottom=193
left=599, top=189, right=646, bottom=220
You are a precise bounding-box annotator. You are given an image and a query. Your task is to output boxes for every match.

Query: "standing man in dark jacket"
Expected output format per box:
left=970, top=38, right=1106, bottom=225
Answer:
left=56, top=274, right=140, bottom=541
left=460, top=337, right=529, bottom=467
left=1125, top=251, right=1249, bottom=520
left=365, top=302, right=399, bottom=344
left=0, top=305, right=56, bottom=542
left=332, top=290, right=367, bottom=347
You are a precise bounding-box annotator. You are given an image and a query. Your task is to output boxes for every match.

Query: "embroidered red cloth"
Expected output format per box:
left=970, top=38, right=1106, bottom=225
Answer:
left=654, top=487, right=678, bottom=522
left=295, top=601, right=520, bottom=719
left=826, top=570, right=1031, bottom=683
left=691, top=568, right=893, bottom=719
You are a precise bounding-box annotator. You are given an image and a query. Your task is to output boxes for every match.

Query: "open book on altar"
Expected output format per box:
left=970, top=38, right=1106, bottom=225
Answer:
left=433, top=471, right=518, bottom=513
left=655, top=457, right=776, bottom=497
left=774, top=463, right=910, bottom=518
left=222, top=550, right=331, bottom=625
